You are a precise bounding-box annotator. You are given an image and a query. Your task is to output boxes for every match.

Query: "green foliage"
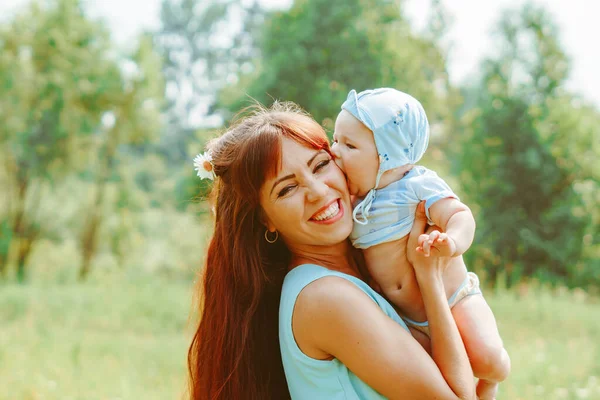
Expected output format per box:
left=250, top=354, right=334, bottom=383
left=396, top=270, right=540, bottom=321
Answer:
left=0, top=0, right=124, bottom=281
left=1, top=277, right=599, bottom=399
left=0, top=0, right=166, bottom=281
left=173, top=128, right=219, bottom=211
left=219, top=0, right=453, bottom=128
left=0, top=219, right=11, bottom=259
left=456, top=4, right=598, bottom=287
left=0, top=0, right=595, bottom=290
left=174, top=174, right=211, bottom=212
left=155, top=0, right=265, bottom=161
left=0, top=0, right=123, bottom=173
left=0, top=278, right=192, bottom=400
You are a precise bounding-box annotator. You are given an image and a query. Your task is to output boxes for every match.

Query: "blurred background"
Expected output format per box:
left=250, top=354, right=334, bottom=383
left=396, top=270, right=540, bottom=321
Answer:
left=0, top=0, right=598, bottom=399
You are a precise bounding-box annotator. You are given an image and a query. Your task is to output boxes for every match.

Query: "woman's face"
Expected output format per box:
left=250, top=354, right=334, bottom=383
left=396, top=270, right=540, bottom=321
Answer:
left=259, top=138, right=353, bottom=248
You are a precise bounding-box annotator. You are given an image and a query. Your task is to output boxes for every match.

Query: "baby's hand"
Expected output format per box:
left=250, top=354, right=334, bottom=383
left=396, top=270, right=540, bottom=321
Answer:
left=416, top=230, right=456, bottom=258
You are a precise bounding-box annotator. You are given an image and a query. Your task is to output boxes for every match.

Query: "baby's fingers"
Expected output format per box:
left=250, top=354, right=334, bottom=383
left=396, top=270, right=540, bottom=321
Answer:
left=421, top=235, right=433, bottom=256
left=416, top=234, right=428, bottom=255
left=423, top=230, right=443, bottom=256
left=436, top=232, right=449, bottom=243
left=428, top=230, right=441, bottom=244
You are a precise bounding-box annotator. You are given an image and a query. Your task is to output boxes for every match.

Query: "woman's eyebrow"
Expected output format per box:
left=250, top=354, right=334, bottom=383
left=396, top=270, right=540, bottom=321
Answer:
left=270, top=173, right=294, bottom=195
left=306, top=149, right=325, bottom=167
left=269, top=150, right=326, bottom=195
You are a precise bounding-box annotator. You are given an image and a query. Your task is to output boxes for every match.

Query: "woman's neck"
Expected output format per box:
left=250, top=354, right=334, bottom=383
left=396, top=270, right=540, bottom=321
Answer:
left=287, top=240, right=361, bottom=278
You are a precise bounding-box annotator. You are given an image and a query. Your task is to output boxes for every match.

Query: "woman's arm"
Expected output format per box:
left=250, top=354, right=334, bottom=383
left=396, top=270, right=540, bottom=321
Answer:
left=409, top=202, right=475, bottom=398
left=294, top=277, right=474, bottom=400
left=412, top=255, right=474, bottom=399
left=293, top=204, right=476, bottom=400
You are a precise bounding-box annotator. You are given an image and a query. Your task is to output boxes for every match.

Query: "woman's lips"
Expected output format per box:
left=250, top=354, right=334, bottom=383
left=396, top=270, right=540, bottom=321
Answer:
left=310, top=199, right=344, bottom=225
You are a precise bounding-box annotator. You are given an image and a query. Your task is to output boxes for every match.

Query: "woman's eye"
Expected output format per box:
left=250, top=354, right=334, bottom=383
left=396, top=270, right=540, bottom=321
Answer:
left=278, top=185, right=296, bottom=197
left=314, top=159, right=331, bottom=173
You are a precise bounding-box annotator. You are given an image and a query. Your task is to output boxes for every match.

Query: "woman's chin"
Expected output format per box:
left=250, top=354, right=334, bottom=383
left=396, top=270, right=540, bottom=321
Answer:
left=321, top=209, right=354, bottom=244
left=338, top=209, right=354, bottom=239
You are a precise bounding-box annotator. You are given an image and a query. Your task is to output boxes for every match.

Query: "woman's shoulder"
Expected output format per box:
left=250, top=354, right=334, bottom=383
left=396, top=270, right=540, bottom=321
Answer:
left=282, top=264, right=369, bottom=298
left=282, top=265, right=374, bottom=315
left=281, top=264, right=407, bottom=330
left=279, top=265, right=402, bottom=399
left=293, top=274, right=373, bottom=321
left=279, top=265, right=371, bottom=362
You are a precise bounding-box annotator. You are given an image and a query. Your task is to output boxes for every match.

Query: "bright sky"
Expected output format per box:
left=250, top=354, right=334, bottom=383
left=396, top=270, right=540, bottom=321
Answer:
left=2, top=0, right=599, bottom=108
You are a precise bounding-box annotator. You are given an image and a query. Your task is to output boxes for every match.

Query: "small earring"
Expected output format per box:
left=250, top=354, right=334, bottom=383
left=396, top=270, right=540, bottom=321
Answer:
left=264, top=229, right=279, bottom=244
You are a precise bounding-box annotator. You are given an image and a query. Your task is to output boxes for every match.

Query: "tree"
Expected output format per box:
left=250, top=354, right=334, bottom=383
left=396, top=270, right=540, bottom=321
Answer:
left=0, top=0, right=163, bottom=281
left=154, top=0, right=265, bottom=162
left=78, top=34, right=165, bottom=280
left=456, top=4, right=597, bottom=287
left=0, top=0, right=121, bottom=281
left=218, top=0, right=455, bottom=131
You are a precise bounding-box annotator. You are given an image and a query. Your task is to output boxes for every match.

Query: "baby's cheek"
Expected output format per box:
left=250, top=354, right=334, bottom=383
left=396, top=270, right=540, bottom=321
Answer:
left=345, top=168, right=362, bottom=185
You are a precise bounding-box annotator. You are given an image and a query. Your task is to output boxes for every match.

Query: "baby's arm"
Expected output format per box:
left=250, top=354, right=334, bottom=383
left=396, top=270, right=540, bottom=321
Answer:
left=422, top=199, right=475, bottom=257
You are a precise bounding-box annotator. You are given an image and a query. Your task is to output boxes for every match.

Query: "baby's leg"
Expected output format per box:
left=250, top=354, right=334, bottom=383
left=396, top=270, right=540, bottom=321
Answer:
left=452, top=294, right=510, bottom=400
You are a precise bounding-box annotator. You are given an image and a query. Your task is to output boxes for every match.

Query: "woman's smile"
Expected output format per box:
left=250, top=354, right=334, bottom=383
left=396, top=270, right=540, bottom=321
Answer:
left=310, top=199, right=344, bottom=224
left=260, top=138, right=353, bottom=247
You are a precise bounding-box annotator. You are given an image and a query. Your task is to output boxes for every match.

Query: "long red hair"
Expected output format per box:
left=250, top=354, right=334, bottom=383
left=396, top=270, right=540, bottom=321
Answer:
left=188, top=102, right=330, bottom=399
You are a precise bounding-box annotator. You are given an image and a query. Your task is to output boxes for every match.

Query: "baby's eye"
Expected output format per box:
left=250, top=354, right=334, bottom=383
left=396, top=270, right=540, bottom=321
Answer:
left=346, top=143, right=356, bottom=149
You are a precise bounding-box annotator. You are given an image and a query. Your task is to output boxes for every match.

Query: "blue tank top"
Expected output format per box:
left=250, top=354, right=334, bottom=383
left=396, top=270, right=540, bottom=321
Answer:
left=279, top=264, right=409, bottom=399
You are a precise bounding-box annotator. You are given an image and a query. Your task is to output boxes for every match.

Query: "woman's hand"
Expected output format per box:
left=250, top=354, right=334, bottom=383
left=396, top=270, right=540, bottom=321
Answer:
left=295, top=200, right=476, bottom=400
left=407, top=202, right=428, bottom=264
left=404, top=202, right=476, bottom=400
left=407, top=202, right=451, bottom=276
left=295, top=275, right=476, bottom=400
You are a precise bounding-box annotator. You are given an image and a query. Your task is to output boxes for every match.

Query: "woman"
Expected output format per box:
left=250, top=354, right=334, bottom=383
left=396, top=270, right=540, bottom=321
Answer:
left=188, top=102, right=476, bottom=399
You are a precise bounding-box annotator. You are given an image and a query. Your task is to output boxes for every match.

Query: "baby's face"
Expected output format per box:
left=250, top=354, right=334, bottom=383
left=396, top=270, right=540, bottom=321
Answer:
left=331, top=110, right=379, bottom=197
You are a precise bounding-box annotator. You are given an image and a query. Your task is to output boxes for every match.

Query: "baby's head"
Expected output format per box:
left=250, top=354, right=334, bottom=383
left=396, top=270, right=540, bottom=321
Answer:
left=332, top=88, right=430, bottom=197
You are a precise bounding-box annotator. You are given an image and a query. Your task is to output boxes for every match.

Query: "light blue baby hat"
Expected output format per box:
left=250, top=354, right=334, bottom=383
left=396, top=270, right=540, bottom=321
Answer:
left=341, top=88, right=430, bottom=225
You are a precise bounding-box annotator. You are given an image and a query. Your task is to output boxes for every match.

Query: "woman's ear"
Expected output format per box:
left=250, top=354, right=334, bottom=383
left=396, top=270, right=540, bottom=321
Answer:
left=259, top=209, right=276, bottom=232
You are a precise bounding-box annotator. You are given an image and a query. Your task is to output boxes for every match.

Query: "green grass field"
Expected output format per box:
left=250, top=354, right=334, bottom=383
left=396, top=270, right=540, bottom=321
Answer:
left=1, top=277, right=599, bottom=400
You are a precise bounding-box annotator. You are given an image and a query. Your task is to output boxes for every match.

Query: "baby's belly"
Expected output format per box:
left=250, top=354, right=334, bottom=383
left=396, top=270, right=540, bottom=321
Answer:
left=393, top=257, right=468, bottom=322
left=363, top=237, right=468, bottom=322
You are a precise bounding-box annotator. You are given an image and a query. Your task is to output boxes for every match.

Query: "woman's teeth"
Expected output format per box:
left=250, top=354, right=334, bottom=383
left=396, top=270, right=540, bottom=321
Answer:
left=313, top=201, right=340, bottom=221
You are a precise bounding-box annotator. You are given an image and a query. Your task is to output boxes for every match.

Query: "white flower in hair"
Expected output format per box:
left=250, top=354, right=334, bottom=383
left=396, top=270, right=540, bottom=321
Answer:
left=193, top=150, right=216, bottom=180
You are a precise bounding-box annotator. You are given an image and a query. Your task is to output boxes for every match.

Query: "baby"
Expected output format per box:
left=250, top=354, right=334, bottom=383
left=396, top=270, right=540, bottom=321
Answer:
left=331, top=88, right=510, bottom=400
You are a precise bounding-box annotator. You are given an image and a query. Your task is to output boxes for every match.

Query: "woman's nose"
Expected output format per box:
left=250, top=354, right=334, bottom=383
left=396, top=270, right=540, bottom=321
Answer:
left=306, top=177, right=328, bottom=202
